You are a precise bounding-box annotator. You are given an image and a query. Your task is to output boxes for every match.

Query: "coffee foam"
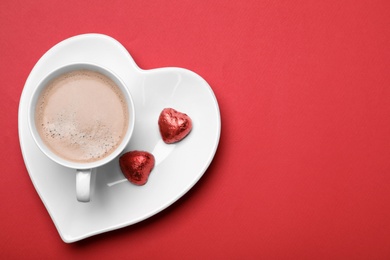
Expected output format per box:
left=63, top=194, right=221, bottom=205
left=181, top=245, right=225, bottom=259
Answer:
left=35, top=70, right=129, bottom=163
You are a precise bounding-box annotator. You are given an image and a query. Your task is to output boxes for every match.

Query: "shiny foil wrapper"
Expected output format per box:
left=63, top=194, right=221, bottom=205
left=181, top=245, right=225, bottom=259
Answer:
left=119, top=151, right=155, bottom=185
left=158, top=108, right=192, bottom=144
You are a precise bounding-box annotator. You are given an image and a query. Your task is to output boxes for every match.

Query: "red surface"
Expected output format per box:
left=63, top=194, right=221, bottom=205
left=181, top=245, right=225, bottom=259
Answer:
left=1, top=1, right=390, bottom=258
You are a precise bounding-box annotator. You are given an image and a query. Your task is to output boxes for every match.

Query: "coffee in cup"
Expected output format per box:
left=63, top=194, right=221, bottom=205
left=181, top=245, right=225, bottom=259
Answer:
left=28, top=63, right=135, bottom=202
left=35, top=69, right=129, bottom=163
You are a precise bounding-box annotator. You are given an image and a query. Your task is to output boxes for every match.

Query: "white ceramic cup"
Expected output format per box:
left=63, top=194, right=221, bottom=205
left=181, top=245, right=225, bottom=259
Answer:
left=28, top=63, right=135, bottom=202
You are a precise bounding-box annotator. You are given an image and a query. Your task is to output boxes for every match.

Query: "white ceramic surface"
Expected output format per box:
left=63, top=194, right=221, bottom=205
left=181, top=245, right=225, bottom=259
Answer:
left=18, top=34, right=221, bottom=243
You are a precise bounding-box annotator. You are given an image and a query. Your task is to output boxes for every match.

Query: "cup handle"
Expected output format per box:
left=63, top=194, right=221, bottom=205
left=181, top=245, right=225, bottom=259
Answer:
left=76, top=169, right=92, bottom=202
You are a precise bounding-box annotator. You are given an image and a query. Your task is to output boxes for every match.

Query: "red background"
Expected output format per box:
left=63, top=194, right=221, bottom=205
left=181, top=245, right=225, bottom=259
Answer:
left=1, top=1, right=390, bottom=258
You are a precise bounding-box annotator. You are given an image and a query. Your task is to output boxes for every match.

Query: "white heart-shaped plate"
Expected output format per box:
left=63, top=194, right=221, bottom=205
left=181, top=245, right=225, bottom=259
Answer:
left=18, top=34, right=221, bottom=243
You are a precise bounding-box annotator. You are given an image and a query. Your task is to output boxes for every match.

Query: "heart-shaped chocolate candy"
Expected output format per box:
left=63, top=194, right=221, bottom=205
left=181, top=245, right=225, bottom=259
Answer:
left=158, top=108, right=192, bottom=144
left=119, top=151, right=155, bottom=185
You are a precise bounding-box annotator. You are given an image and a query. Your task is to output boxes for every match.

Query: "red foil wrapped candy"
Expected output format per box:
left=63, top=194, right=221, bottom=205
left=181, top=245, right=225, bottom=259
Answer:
left=119, top=151, right=155, bottom=185
left=158, top=108, right=193, bottom=144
